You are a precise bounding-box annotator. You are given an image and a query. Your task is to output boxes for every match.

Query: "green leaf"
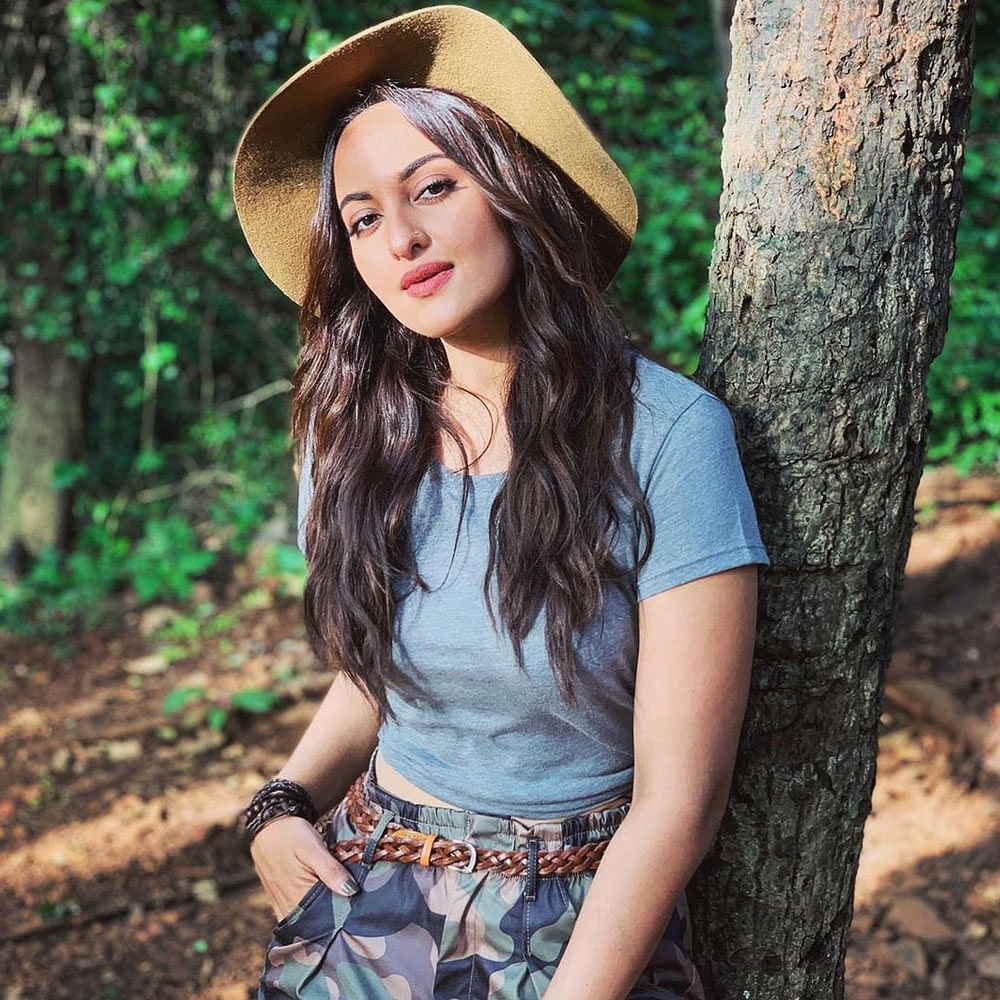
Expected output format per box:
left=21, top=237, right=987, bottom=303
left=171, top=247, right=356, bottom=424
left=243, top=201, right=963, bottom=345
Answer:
left=206, top=705, right=228, bottom=730
left=162, top=686, right=205, bottom=715
left=229, top=688, right=282, bottom=714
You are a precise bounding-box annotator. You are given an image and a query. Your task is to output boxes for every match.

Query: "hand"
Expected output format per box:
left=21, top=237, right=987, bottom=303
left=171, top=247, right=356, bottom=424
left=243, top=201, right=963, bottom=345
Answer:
left=250, top=814, right=359, bottom=922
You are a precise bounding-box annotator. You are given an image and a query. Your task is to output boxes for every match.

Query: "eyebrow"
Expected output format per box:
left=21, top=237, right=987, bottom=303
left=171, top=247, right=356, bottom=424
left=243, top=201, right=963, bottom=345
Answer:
left=337, top=153, right=452, bottom=213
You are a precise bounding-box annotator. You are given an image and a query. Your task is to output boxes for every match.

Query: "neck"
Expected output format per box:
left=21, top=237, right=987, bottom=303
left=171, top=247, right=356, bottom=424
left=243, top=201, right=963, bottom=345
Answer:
left=443, top=350, right=513, bottom=408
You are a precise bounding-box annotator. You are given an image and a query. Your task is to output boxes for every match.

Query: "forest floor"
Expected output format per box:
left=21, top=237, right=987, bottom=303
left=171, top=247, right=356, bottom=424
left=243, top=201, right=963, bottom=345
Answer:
left=0, top=463, right=999, bottom=1000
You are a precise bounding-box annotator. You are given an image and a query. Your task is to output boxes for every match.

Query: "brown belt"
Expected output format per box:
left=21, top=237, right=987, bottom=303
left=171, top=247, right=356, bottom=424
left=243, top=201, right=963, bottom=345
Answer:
left=327, top=775, right=614, bottom=876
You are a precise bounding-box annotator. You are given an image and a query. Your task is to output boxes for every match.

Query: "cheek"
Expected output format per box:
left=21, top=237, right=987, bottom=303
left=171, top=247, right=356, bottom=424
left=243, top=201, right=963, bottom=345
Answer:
left=350, top=245, right=390, bottom=298
left=470, top=214, right=514, bottom=269
left=489, top=226, right=518, bottom=284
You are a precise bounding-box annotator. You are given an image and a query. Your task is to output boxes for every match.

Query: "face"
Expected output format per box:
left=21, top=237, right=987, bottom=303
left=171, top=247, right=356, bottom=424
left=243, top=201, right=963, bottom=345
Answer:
left=332, top=101, right=518, bottom=350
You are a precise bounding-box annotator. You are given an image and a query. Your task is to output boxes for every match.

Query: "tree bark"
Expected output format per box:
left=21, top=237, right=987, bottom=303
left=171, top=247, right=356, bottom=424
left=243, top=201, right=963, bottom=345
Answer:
left=0, top=333, right=84, bottom=566
left=690, top=1, right=976, bottom=997
left=0, top=1, right=89, bottom=571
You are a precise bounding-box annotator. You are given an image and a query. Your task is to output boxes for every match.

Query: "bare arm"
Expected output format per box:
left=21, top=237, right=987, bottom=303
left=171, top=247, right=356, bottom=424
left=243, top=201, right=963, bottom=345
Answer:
left=543, top=564, right=759, bottom=1000
left=251, top=668, right=381, bottom=919
left=275, top=667, right=382, bottom=813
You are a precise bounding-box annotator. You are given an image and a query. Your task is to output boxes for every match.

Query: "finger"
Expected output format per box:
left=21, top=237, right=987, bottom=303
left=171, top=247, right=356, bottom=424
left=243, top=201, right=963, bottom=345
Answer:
left=306, top=849, right=360, bottom=896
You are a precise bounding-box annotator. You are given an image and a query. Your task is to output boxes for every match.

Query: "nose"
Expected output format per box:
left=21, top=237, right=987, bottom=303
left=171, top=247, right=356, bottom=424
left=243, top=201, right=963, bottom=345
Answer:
left=386, top=206, right=428, bottom=260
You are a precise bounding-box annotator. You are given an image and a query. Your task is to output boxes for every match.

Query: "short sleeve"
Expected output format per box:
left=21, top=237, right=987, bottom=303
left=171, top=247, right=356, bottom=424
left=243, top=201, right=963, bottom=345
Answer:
left=636, top=393, right=770, bottom=602
left=296, top=413, right=315, bottom=556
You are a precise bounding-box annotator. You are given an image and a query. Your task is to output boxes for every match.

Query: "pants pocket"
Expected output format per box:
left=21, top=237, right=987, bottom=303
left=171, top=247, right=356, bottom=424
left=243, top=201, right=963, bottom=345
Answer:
left=524, top=873, right=592, bottom=965
left=259, top=881, right=357, bottom=999
left=271, top=877, right=326, bottom=936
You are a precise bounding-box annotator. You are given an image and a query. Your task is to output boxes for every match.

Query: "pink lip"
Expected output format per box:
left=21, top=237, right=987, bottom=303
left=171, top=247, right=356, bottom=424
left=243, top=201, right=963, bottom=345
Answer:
left=404, top=265, right=454, bottom=298
left=401, top=260, right=453, bottom=288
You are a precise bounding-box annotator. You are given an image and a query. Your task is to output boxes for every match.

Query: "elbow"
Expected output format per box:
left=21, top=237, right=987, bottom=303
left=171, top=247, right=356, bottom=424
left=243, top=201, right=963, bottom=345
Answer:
left=629, top=784, right=731, bottom=853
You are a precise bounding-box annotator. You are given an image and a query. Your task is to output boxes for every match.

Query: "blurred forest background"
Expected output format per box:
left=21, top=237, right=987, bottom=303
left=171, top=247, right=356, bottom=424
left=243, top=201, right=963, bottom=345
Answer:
left=1, top=0, right=997, bottom=637
left=1, top=2, right=999, bottom=999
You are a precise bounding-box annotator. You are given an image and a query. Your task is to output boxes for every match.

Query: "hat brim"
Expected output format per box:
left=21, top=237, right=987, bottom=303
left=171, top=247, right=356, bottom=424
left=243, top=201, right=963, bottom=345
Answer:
left=232, top=3, right=638, bottom=305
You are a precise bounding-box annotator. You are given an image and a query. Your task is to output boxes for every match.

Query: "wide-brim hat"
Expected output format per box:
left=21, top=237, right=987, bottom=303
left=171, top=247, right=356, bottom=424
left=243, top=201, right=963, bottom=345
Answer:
left=231, top=3, right=638, bottom=305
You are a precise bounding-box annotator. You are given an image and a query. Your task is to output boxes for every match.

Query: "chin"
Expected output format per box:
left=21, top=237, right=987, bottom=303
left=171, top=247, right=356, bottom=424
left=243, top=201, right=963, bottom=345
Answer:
left=400, top=308, right=474, bottom=342
left=406, top=327, right=452, bottom=342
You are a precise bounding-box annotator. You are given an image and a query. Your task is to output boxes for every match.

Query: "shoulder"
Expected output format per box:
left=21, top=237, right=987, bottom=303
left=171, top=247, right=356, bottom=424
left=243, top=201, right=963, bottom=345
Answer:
left=629, top=351, right=734, bottom=468
left=631, top=351, right=718, bottom=415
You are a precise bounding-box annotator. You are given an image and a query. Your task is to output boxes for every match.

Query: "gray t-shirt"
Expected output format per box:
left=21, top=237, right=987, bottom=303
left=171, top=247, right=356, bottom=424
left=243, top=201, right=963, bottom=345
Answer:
left=297, top=352, right=770, bottom=817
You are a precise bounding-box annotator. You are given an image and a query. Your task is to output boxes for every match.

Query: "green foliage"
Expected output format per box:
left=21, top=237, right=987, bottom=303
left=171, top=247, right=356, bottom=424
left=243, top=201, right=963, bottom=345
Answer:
left=270, top=542, right=308, bottom=576
left=161, top=682, right=283, bottom=732
left=126, top=516, right=215, bottom=602
left=162, top=685, right=206, bottom=715
left=0, top=0, right=996, bottom=638
left=0, top=513, right=217, bottom=633
left=478, top=0, right=723, bottom=363
left=0, top=424, right=293, bottom=636
left=0, top=528, right=130, bottom=636
left=924, top=11, right=1000, bottom=473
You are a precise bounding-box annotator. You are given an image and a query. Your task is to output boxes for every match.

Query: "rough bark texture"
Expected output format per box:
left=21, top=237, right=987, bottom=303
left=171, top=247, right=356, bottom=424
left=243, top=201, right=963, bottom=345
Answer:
left=690, top=1, right=976, bottom=997
left=0, top=334, right=84, bottom=565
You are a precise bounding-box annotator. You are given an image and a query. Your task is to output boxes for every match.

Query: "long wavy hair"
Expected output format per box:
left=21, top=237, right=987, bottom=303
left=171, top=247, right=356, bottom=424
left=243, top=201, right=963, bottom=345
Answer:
left=291, top=81, right=655, bottom=725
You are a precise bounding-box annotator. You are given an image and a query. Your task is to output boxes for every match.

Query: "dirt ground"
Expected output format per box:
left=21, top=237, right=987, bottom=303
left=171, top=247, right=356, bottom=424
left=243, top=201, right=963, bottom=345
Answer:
left=1, top=463, right=998, bottom=1000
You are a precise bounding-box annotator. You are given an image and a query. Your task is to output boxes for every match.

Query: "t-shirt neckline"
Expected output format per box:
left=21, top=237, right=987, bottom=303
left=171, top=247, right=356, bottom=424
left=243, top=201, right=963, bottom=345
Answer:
left=432, top=458, right=508, bottom=486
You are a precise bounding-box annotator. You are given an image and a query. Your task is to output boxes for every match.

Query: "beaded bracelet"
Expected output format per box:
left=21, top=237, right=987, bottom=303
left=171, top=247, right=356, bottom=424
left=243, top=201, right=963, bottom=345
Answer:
left=243, top=777, right=318, bottom=841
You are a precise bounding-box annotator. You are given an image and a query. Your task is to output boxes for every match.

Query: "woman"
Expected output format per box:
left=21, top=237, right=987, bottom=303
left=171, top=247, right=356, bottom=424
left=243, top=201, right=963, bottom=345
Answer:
left=232, top=7, right=770, bottom=1000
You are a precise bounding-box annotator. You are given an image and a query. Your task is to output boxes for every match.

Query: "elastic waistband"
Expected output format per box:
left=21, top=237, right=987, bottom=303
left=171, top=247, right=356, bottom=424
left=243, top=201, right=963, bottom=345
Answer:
left=353, top=744, right=631, bottom=853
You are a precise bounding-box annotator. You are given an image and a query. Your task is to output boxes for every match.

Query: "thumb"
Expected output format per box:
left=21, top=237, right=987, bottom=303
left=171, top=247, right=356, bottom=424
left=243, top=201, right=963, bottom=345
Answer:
left=309, top=849, right=360, bottom=897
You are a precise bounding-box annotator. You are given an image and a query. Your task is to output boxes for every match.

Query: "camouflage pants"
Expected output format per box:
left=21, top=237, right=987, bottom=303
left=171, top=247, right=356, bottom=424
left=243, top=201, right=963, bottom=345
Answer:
left=257, top=750, right=705, bottom=999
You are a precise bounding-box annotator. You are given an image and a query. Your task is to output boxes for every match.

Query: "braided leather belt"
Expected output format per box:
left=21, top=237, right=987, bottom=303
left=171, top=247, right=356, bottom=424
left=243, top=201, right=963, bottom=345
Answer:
left=328, top=775, right=612, bottom=876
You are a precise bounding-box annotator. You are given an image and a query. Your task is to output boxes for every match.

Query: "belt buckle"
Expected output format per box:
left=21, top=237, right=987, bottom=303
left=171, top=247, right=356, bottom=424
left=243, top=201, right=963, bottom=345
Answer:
left=456, top=839, right=478, bottom=874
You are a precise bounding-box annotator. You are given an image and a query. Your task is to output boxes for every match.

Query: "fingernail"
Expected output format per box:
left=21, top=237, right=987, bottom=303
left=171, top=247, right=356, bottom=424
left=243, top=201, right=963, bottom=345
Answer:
left=339, top=877, right=360, bottom=896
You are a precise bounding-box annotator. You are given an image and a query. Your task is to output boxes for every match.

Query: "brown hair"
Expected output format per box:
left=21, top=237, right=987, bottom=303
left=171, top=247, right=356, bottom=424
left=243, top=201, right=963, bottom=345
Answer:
left=291, top=81, right=654, bottom=724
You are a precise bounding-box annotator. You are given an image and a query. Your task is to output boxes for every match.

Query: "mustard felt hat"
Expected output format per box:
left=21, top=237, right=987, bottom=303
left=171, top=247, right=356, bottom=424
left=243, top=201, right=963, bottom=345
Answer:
left=231, top=4, right=638, bottom=305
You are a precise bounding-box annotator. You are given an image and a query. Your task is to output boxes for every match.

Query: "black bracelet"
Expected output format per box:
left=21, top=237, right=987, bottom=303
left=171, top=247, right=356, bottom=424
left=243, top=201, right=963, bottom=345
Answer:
left=243, top=777, right=318, bottom=841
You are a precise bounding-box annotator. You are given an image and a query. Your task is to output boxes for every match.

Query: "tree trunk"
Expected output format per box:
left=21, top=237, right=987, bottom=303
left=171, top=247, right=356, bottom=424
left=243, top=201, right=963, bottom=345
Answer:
left=690, top=1, right=976, bottom=997
left=0, top=1, right=89, bottom=573
left=0, top=333, right=85, bottom=568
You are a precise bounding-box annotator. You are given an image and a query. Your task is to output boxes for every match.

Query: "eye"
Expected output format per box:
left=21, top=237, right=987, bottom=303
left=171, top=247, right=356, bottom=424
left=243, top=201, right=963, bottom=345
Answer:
left=418, top=177, right=457, bottom=200
left=347, top=178, right=457, bottom=238
left=349, top=212, right=378, bottom=237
